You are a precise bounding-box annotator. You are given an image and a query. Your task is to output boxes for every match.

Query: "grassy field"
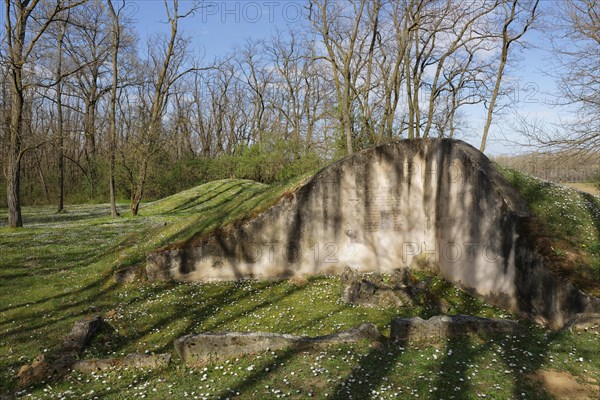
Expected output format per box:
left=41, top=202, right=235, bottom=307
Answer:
left=1, top=173, right=599, bottom=399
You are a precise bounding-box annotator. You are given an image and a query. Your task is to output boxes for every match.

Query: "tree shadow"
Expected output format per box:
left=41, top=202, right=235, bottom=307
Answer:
left=500, top=325, right=554, bottom=400
left=210, top=307, right=384, bottom=399
left=433, top=336, right=481, bottom=397
left=165, top=181, right=254, bottom=215
left=329, top=338, right=406, bottom=400
left=104, top=278, right=312, bottom=356
left=432, top=323, right=553, bottom=399
left=580, top=192, right=600, bottom=236
left=0, top=275, right=117, bottom=330
left=213, top=346, right=300, bottom=399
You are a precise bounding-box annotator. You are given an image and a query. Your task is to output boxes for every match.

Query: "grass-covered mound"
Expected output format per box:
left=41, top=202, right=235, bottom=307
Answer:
left=499, top=167, right=600, bottom=297
left=1, top=172, right=599, bottom=399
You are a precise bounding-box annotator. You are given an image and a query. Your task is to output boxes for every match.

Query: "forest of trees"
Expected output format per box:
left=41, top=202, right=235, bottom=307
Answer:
left=1, top=0, right=597, bottom=227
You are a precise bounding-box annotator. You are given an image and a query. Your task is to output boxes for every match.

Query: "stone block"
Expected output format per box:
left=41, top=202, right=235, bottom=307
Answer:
left=174, top=323, right=383, bottom=365
left=390, top=315, right=519, bottom=342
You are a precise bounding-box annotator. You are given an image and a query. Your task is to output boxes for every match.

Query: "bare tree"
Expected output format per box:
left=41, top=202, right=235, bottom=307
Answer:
left=237, top=40, right=273, bottom=147
left=106, top=0, right=126, bottom=217
left=402, top=0, right=433, bottom=139
left=420, top=0, right=500, bottom=139
left=195, top=62, right=232, bottom=156
left=265, top=31, right=304, bottom=145
left=3, top=0, right=85, bottom=227
left=524, top=0, right=600, bottom=152
left=54, top=14, right=68, bottom=212
left=480, top=0, right=539, bottom=152
left=0, top=0, right=564, bottom=213
left=309, top=0, right=368, bottom=155
left=129, top=0, right=198, bottom=216
left=376, top=2, right=410, bottom=141
left=556, top=0, right=600, bottom=123
left=302, top=47, right=330, bottom=150
left=34, top=6, right=72, bottom=212
left=62, top=0, right=112, bottom=194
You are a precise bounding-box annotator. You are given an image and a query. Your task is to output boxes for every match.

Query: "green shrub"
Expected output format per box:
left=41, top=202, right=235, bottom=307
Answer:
left=226, top=136, right=324, bottom=184
left=139, top=136, right=324, bottom=201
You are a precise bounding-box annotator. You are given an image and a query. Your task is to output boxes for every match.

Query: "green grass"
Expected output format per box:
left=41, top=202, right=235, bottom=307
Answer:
left=499, top=166, right=600, bottom=296
left=1, top=175, right=599, bottom=399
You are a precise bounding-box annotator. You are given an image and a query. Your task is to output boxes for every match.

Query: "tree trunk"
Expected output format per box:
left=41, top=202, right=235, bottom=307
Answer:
left=412, top=24, right=421, bottom=139
left=4, top=0, right=83, bottom=226
left=109, top=154, right=118, bottom=217
left=84, top=100, right=98, bottom=196
left=58, top=133, right=65, bottom=212
left=480, top=53, right=506, bottom=152
left=405, top=56, right=414, bottom=139
left=480, top=0, right=538, bottom=152
left=7, top=152, right=22, bottom=228
left=7, top=66, right=24, bottom=227
left=130, top=158, right=148, bottom=216
left=343, top=71, right=354, bottom=155
left=404, top=13, right=415, bottom=140
left=56, top=20, right=66, bottom=213
left=449, top=89, right=457, bottom=139
left=34, top=151, right=51, bottom=203
left=107, top=0, right=120, bottom=218
left=345, top=120, right=353, bottom=156
left=6, top=0, right=25, bottom=228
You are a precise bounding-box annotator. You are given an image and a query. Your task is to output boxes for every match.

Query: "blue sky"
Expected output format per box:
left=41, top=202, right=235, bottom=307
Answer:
left=463, top=26, right=562, bottom=155
left=132, top=0, right=303, bottom=60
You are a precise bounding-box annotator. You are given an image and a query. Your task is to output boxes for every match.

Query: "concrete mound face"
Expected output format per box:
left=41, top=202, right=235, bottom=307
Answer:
left=147, top=139, right=600, bottom=329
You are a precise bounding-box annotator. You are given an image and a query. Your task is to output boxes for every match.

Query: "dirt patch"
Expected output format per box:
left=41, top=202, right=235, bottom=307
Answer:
left=288, top=275, right=309, bottom=287
left=529, top=369, right=599, bottom=399
left=561, top=183, right=600, bottom=197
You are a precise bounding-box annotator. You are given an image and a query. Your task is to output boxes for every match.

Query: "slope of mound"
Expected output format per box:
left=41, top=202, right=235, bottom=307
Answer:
left=141, top=179, right=268, bottom=215
left=500, top=168, right=600, bottom=297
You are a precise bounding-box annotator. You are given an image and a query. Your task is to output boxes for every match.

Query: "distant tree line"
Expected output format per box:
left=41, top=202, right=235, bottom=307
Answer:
left=2, top=0, right=596, bottom=227
left=493, top=152, right=600, bottom=183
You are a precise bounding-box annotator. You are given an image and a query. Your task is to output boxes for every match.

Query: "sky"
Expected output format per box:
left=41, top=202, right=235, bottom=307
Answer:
left=131, top=0, right=302, bottom=59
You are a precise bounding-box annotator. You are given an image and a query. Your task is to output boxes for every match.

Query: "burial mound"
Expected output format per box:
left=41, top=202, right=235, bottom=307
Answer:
left=146, top=139, right=600, bottom=329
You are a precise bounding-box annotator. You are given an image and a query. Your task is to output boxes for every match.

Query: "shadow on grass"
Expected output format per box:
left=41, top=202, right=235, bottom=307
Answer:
left=213, top=346, right=300, bottom=399
left=431, top=323, right=553, bottom=399
left=580, top=192, right=600, bottom=236
left=211, top=304, right=368, bottom=399
left=121, top=279, right=313, bottom=356
left=329, top=338, right=407, bottom=400
left=0, top=274, right=117, bottom=329
left=165, top=181, right=248, bottom=215
left=14, top=206, right=118, bottom=227
left=434, top=336, right=481, bottom=397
